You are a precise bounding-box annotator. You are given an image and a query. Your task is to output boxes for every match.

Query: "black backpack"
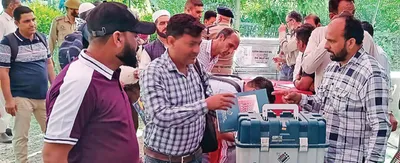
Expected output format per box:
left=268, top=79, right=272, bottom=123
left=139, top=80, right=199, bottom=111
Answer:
left=58, top=23, right=89, bottom=69
left=5, top=32, right=48, bottom=63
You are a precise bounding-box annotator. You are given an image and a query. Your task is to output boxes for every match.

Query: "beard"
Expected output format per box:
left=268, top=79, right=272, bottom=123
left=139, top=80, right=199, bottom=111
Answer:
left=329, top=47, right=348, bottom=62
left=157, top=28, right=167, bottom=38
left=116, top=42, right=138, bottom=67
left=72, top=11, right=79, bottom=18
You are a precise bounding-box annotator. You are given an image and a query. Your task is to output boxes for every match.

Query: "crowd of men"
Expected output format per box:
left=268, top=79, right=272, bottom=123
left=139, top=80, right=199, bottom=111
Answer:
left=0, top=0, right=396, bottom=162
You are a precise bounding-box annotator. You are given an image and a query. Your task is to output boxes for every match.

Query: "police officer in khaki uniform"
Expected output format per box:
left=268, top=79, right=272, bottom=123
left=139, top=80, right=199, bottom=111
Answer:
left=48, top=0, right=80, bottom=55
left=204, top=7, right=237, bottom=75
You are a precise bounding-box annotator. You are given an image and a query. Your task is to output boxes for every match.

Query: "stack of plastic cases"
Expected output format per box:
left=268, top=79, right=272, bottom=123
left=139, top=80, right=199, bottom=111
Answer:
left=236, top=110, right=328, bottom=163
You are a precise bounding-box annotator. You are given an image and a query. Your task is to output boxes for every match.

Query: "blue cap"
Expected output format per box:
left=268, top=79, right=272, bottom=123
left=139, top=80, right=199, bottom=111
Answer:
left=217, top=6, right=234, bottom=18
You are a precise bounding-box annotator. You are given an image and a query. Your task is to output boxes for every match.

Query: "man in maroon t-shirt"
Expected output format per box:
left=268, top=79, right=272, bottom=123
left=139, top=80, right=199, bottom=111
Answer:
left=42, top=2, right=156, bottom=163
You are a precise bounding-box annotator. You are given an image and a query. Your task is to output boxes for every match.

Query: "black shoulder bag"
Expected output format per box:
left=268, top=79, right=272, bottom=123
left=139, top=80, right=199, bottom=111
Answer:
left=193, top=60, right=218, bottom=153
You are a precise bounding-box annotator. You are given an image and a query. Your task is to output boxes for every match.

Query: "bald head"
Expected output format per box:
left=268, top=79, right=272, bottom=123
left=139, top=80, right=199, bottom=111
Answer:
left=304, top=14, right=321, bottom=27
left=215, top=28, right=240, bottom=57
left=325, top=14, right=364, bottom=63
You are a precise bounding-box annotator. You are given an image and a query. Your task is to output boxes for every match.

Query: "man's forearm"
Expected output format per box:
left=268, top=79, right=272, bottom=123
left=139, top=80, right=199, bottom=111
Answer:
left=295, top=77, right=313, bottom=91
left=47, top=59, right=56, bottom=84
left=42, top=143, right=70, bottom=163
left=0, top=74, right=13, bottom=102
left=364, top=75, right=391, bottom=162
left=366, top=121, right=390, bottom=162
left=299, top=94, right=322, bottom=113
left=43, top=156, right=68, bottom=163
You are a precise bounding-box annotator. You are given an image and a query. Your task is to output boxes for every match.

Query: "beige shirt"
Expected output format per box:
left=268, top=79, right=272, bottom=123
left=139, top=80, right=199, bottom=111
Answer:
left=0, top=12, right=16, bottom=39
left=278, top=31, right=299, bottom=66
left=48, top=15, right=76, bottom=54
left=302, top=26, right=378, bottom=89
left=203, top=22, right=231, bottom=40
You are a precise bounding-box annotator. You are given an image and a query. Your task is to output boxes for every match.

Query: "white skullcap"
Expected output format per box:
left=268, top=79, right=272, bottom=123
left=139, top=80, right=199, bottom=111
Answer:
left=152, top=10, right=171, bottom=22
left=78, top=3, right=95, bottom=14
left=119, top=66, right=139, bottom=85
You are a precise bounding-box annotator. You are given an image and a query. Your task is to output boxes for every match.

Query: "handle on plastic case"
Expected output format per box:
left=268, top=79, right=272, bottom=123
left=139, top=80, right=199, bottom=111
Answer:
left=262, top=104, right=299, bottom=120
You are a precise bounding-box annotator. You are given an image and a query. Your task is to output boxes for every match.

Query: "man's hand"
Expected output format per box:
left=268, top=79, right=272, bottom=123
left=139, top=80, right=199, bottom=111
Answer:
left=133, top=69, right=140, bottom=79
left=390, top=112, right=398, bottom=132
left=273, top=57, right=285, bottom=63
left=279, top=23, right=287, bottom=33
left=205, top=93, right=236, bottom=111
left=275, top=63, right=282, bottom=71
left=5, top=99, right=17, bottom=116
left=309, top=83, right=315, bottom=92
left=295, top=74, right=301, bottom=80
left=272, top=91, right=302, bottom=104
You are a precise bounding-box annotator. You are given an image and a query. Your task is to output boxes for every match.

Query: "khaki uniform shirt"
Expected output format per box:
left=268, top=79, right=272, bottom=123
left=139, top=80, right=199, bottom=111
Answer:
left=278, top=30, right=299, bottom=67
left=203, top=22, right=231, bottom=40
left=48, top=15, right=76, bottom=54
left=204, top=22, right=235, bottom=75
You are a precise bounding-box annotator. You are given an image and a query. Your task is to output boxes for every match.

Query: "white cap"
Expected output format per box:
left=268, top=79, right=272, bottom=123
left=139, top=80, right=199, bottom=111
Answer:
left=119, top=66, right=139, bottom=85
left=152, top=10, right=171, bottom=22
left=78, top=3, right=95, bottom=14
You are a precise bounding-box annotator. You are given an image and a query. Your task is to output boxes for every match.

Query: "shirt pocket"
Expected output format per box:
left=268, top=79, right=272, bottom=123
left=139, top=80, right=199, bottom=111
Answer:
left=331, top=87, right=350, bottom=112
left=333, top=86, right=364, bottom=122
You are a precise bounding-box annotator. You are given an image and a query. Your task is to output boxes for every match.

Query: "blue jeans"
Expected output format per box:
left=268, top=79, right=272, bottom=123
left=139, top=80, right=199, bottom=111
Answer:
left=279, top=64, right=294, bottom=81
left=144, top=155, right=202, bottom=163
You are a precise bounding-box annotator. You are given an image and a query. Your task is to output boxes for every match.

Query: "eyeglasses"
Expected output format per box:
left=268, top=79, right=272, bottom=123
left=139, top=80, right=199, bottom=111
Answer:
left=286, top=19, right=294, bottom=24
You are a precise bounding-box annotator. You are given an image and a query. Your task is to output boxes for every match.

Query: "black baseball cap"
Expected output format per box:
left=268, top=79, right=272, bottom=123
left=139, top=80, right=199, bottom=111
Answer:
left=86, top=2, right=156, bottom=37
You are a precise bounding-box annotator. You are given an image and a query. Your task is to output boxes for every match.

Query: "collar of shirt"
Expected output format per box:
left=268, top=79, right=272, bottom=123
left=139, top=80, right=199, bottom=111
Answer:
left=198, top=40, right=219, bottom=71
left=162, top=50, right=195, bottom=73
left=156, top=38, right=167, bottom=49
left=1, top=12, right=13, bottom=21
left=333, top=48, right=365, bottom=68
left=14, top=29, right=39, bottom=42
left=64, top=15, right=75, bottom=24
left=205, top=40, right=212, bottom=60
left=208, top=43, right=219, bottom=63
left=218, top=22, right=231, bottom=27
left=79, top=50, right=115, bottom=80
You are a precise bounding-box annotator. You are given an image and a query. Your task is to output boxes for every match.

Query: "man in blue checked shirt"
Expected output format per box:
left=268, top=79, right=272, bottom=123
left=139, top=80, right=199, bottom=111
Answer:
left=275, top=12, right=391, bottom=163
left=140, top=14, right=235, bottom=163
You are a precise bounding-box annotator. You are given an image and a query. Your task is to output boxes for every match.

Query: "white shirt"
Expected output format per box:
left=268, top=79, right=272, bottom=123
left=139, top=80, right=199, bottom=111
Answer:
left=376, top=45, right=391, bottom=84
left=209, top=76, right=244, bottom=94
left=197, top=40, right=219, bottom=72
left=0, top=12, right=16, bottom=39
left=293, top=52, right=303, bottom=80
left=209, top=76, right=243, bottom=148
left=302, top=26, right=378, bottom=89
left=137, top=46, right=152, bottom=70
left=137, top=41, right=168, bottom=70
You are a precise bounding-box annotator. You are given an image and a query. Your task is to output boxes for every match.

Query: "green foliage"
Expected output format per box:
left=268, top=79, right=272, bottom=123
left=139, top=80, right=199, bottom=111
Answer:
left=39, top=0, right=400, bottom=70
left=151, top=0, right=400, bottom=70
left=28, top=1, right=63, bottom=35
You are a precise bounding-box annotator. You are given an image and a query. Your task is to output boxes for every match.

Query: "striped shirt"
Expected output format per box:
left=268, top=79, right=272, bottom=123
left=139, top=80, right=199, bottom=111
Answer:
left=0, top=29, right=50, bottom=99
left=197, top=40, right=219, bottom=72
left=140, top=51, right=212, bottom=156
left=300, top=48, right=391, bottom=163
left=45, top=51, right=139, bottom=163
